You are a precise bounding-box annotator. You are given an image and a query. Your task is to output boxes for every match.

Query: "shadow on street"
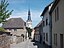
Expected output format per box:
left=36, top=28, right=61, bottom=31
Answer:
left=32, top=41, right=51, bottom=48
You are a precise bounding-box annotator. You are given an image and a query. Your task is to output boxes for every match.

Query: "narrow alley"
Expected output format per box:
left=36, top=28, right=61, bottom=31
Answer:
left=10, top=39, right=37, bottom=48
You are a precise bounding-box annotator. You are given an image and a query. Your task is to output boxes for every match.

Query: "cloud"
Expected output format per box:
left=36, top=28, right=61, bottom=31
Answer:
left=9, top=11, right=27, bottom=21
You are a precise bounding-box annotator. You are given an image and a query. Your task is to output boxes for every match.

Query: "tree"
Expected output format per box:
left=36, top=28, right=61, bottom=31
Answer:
left=26, top=27, right=32, bottom=37
left=0, top=0, right=13, bottom=23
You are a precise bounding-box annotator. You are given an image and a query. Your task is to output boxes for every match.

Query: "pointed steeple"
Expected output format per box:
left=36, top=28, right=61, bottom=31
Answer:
left=27, top=9, right=32, bottom=22
left=26, top=9, right=32, bottom=28
left=26, top=0, right=32, bottom=28
left=28, top=9, right=30, bottom=16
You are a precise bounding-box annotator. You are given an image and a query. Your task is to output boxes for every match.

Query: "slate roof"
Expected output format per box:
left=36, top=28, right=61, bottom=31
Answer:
left=41, top=2, right=53, bottom=16
left=49, top=0, right=60, bottom=14
left=2, top=18, right=25, bottom=29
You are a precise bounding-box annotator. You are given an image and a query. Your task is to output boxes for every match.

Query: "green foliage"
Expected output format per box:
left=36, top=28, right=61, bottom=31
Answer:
left=0, top=27, right=6, bottom=32
left=0, top=0, right=13, bottom=23
left=26, top=27, right=32, bottom=37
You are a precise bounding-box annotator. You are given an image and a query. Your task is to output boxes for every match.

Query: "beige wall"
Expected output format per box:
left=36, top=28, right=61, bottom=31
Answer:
left=52, top=0, right=64, bottom=48
left=6, top=28, right=26, bottom=36
left=0, top=35, right=10, bottom=48
left=31, top=29, right=35, bottom=39
left=6, top=28, right=27, bottom=44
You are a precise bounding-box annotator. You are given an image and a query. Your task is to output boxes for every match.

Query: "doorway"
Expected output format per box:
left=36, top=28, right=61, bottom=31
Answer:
left=60, top=34, right=63, bottom=48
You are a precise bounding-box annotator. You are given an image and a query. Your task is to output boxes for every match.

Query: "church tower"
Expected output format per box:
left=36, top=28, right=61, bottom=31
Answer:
left=26, top=9, right=32, bottom=28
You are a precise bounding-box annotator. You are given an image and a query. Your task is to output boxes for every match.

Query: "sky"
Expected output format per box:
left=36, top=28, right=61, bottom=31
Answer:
left=0, top=0, right=53, bottom=28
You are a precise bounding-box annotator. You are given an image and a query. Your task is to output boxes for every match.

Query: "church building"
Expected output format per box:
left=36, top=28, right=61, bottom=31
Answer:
left=26, top=9, right=32, bottom=29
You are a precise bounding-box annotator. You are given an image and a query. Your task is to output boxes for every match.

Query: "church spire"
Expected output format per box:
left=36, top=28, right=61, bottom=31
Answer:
left=28, top=9, right=30, bottom=16
left=27, top=9, right=32, bottom=22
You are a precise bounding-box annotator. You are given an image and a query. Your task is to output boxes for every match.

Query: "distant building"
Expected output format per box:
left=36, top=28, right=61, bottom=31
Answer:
left=26, top=9, right=32, bottom=29
left=34, top=23, right=40, bottom=42
left=41, top=2, right=53, bottom=47
left=2, top=18, right=27, bottom=43
left=49, top=0, right=64, bottom=48
left=31, top=29, right=35, bottom=40
left=34, top=20, right=43, bottom=42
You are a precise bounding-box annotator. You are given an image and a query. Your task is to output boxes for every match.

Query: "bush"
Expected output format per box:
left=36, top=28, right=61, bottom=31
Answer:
left=0, top=27, right=6, bottom=32
left=26, top=27, right=32, bottom=37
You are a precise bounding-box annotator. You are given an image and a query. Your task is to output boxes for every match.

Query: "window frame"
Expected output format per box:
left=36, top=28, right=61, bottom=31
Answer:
left=46, top=33, right=48, bottom=42
left=43, top=21, right=45, bottom=27
left=46, top=18, right=48, bottom=26
left=55, top=6, right=59, bottom=22
left=54, top=34, right=57, bottom=46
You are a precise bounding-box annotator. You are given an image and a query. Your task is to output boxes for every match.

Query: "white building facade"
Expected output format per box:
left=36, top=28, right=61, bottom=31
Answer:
left=41, top=3, right=53, bottom=47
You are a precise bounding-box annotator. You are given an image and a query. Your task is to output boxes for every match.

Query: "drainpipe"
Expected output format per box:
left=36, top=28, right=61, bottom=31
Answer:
left=49, top=14, right=52, bottom=48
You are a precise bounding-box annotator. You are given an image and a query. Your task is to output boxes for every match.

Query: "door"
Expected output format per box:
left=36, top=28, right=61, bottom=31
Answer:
left=60, top=34, right=63, bottom=48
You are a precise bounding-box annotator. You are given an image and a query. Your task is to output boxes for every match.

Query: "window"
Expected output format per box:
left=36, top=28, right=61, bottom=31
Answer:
left=14, top=29, right=17, bottom=31
left=55, top=10, right=56, bottom=21
left=46, top=19, right=48, bottom=25
left=46, top=33, right=48, bottom=41
left=43, top=33, right=45, bottom=41
left=54, top=34, right=57, bottom=46
left=57, top=7, right=59, bottom=20
left=43, top=21, right=45, bottom=27
left=55, top=7, right=59, bottom=22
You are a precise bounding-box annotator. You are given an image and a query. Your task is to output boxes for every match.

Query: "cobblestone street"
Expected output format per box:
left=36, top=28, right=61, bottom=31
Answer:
left=10, top=39, right=37, bottom=48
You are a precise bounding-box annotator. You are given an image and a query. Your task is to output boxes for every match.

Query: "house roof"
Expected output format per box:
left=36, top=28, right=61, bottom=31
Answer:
left=41, top=2, right=53, bottom=16
left=34, top=20, right=43, bottom=29
left=2, top=18, right=25, bottom=29
left=49, top=0, right=60, bottom=14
